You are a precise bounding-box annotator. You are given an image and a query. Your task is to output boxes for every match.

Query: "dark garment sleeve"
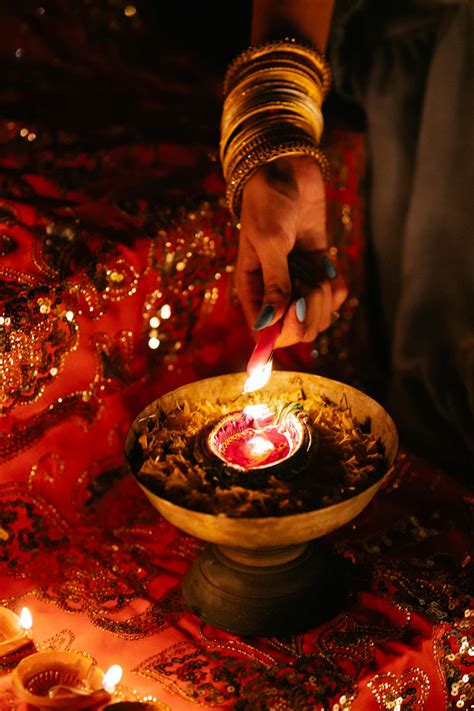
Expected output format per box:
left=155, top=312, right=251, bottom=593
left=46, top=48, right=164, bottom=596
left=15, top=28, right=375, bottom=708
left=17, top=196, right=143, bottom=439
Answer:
left=329, top=0, right=474, bottom=477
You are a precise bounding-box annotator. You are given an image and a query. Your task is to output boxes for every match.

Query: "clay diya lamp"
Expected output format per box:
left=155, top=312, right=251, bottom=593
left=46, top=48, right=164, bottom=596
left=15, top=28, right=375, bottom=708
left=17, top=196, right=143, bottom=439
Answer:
left=0, top=607, right=33, bottom=657
left=12, top=651, right=122, bottom=710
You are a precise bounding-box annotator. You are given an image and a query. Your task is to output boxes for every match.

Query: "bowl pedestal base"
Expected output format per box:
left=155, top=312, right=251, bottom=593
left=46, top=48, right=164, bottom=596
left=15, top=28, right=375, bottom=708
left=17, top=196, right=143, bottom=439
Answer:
left=182, top=540, right=351, bottom=637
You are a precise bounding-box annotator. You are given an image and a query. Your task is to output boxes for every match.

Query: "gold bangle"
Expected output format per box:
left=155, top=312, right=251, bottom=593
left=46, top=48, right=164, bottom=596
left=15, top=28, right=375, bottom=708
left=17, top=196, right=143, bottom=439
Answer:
left=223, top=122, right=312, bottom=179
left=225, top=57, right=327, bottom=96
left=223, top=66, right=325, bottom=111
left=220, top=72, right=325, bottom=162
left=221, top=41, right=330, bottom=165
left=226, top=141, right=330, bottom=219
left=224, top=42, right=331, bottom=98
left=224, top=39, right=331, bottom=98
left=221, top=84, right=324, bottom=141
left=220, top=99, right=324, bottom=163
left=221, top=39, right=332, bottom=220
left=222, top=113, right=323, bottom=177
left=222, top=88, right=323, bottom=140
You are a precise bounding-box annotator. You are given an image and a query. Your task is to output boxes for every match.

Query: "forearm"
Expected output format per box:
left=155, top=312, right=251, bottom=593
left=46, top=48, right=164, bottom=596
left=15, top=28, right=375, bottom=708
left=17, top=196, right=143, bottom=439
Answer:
left=251, top=0, right=335, bottom=52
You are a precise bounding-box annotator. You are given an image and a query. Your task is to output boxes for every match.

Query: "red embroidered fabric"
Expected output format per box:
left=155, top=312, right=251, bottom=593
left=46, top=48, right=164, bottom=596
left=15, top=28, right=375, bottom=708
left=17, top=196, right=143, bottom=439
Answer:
left=0, top=4, right=472, bottom=710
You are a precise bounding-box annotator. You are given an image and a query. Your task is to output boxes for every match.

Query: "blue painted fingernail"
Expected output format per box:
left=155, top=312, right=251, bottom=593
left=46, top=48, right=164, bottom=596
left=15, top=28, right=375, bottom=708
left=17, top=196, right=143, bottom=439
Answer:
left=295, top=297, right=306, bottom=323
left=253, top=304, right=275, bottom=330
left=322, top=255, right=337, bottom=279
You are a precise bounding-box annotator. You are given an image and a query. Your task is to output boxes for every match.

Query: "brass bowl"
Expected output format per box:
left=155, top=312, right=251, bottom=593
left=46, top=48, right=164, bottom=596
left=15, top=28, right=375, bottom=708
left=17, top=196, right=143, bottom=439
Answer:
left=125, top=371, right=398, bottom=635
left=125, top=371, right=398, bottom=547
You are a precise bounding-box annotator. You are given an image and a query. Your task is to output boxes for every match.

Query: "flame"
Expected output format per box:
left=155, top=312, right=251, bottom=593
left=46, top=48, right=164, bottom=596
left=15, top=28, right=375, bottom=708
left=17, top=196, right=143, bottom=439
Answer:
left=19, top=607, right=32, bottom=631
left=245, top=436, right=274, bottom=458
left=243, top=360, right=273, bottom=394
left=102, top=664, right=123, bottom=693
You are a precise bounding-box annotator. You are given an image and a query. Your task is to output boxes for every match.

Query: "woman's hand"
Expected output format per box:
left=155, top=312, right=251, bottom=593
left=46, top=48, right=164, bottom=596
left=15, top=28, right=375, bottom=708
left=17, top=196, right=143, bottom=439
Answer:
left=235, top=154, right=348, bottom=348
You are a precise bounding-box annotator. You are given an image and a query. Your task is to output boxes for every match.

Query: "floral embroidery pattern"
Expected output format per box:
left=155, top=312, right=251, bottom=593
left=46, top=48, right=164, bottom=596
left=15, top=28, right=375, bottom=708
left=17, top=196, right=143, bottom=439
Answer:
left=0, top=275, right=79, bottom=416
left=434, top=613, right=474, bottom=710
left=367, top=668, right=430, bottom=710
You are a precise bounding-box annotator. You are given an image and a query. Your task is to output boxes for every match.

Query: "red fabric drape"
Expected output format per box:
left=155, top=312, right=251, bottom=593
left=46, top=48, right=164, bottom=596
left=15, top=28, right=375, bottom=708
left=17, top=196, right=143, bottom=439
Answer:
left=0, top=4, right=471, bottom=709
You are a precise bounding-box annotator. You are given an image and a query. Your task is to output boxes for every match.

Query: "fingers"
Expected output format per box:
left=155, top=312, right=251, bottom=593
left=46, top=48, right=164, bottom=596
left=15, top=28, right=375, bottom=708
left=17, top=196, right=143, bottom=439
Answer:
left=276, top=288, right=326, bottom=347
left=331, top=273, right=349, bottom=311
left=234, top=156, right=342, bottom=342
left=275, top=297, right=311, bottom=348
left=235, top=233, right=264, bottom=330
left=275, top=272, right=348, bottom=348
left=306, top=280, right=333, bottom=338
left=253, top=232, right=292, bottom=328
left=237, top=236, right=349, bottom=348
left=235, top=228, right=292, bottom=331
left=237, top=177, right=295, bottom=329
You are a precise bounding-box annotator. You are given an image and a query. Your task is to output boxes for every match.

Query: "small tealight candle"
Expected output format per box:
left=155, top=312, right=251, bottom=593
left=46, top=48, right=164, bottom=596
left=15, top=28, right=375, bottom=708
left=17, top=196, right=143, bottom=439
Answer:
left=0, top=606, right=33, bottom=656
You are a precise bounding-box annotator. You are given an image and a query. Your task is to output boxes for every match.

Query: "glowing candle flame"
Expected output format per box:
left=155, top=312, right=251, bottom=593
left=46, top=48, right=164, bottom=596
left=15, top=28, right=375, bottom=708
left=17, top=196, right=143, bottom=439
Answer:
left=245, top=436, right=275, bottom=458
left=244, top=360, right=273, bottom=394
left=102, top=664, right=123, bottom=693
left=19, top=607, right=32, bottom=631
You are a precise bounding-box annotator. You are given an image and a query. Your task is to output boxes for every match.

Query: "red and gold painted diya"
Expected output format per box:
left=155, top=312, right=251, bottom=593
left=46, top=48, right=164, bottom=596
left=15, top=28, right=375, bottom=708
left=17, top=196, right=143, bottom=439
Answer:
left=207, top=403, right=312, bottom=472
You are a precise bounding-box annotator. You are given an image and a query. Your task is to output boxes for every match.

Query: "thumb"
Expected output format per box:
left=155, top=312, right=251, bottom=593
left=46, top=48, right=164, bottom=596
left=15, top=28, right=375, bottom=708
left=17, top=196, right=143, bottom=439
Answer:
left=253, top=240, right=292, bottom=330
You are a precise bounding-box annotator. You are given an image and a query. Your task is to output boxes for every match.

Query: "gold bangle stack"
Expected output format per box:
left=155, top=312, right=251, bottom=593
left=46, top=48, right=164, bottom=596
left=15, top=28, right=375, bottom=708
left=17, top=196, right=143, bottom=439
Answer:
left=220, top=39, right=332, bottom=219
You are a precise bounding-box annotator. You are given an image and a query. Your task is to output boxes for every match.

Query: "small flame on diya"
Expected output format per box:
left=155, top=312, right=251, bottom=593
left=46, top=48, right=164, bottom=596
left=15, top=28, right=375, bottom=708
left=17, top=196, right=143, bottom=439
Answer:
left=102, top=664, right=123, bottom=693
left=20, top=607, right=33, bottom=632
